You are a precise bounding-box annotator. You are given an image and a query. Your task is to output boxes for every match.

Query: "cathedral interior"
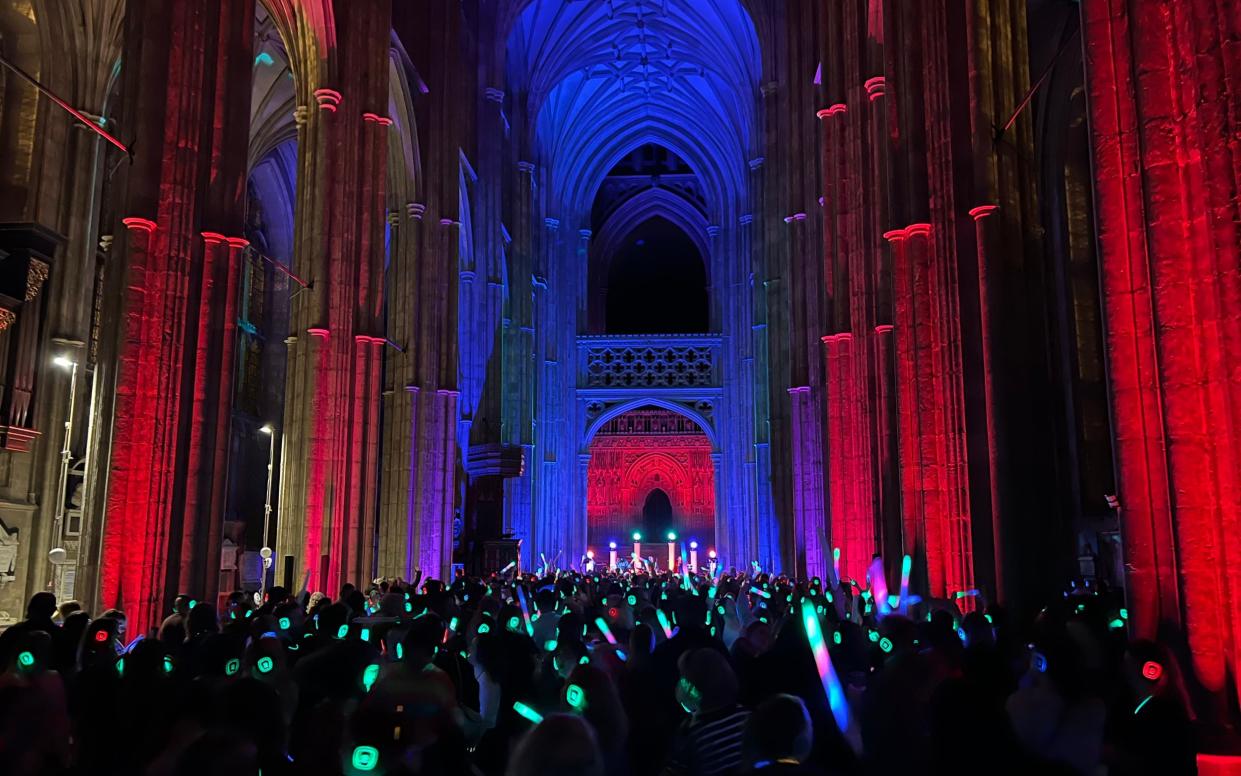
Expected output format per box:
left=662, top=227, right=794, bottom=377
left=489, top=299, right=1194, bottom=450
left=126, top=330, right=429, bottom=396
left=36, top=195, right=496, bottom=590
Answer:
left=1, top=0, right=1240, bottom=745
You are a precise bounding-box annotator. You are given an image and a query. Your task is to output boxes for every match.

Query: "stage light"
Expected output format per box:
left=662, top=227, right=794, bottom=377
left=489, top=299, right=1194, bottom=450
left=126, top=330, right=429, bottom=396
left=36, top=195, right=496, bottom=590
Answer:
left=690, top=541, right=698, bottom=549
left=632, top=532, right=642, bottom=541
left=609, top=542, right=617, bottom=549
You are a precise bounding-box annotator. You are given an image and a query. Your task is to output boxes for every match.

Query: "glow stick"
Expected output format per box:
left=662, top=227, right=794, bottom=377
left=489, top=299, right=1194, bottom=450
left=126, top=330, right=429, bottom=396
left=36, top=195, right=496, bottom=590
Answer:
left=800, top=598, right=851, bottom=733
left=501, top=561, right=516, bottom=574
left=594, top=617, right=617, bottom=645
left=751, top=586, right=771, bottom=600
left=656, top=609, right=674, bottom=639
left=680, top=547, right=692, bottom=591
left=898, top=555, right=912, bottom=614
left=513, top=701, right=543, bottom=724
left=540, top=553, right=549, bottom=575
left=515, top=586, right=535, bottom=636
left=832, top=547, right=842, bottom=582
left=867, top=556, right=891, bottom=617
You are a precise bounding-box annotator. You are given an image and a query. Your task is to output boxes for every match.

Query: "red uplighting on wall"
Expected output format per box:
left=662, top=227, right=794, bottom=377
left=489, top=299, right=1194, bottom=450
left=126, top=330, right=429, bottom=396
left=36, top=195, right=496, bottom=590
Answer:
left=586, top=410, right=715, bottom=554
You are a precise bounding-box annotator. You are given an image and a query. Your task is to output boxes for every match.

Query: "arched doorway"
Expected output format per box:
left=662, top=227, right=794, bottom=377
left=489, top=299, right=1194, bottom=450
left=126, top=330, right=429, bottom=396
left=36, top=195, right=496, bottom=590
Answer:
left=585, top=406, right=715, bottom=555
left=642, top=488, right=673, bottom=538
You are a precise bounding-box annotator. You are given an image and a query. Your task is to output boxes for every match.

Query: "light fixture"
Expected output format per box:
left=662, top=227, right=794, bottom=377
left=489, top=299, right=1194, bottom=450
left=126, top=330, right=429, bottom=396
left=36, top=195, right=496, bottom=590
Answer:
left=666, top=531, right=676, bottom=541
left=690, top=541, right=698, bottom=549
left=52, top=355, right=75, bottom=369
left=259, top=424, right=273, bottom=434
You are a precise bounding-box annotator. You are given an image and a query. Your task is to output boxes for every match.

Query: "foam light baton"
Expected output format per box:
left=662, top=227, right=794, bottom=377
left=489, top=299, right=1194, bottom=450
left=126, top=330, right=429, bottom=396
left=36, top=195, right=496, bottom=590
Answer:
left=681, top=547, right=692, bottom=591
left=656, top=609, right=675, bottom=639
left=898, top=555, right=912, bottom=615
left=800, top=598, right=851, bottom=734
left=500, top=561, right=516, bottom=575
left=594, top=616, right=618, bottom=645
left=513, top=701, right=544, bottom=725
left=867, top=556, right=891, bottom=617
left=515, top=586, right=535, bottom=636
left=832, top=547, right=842, bottom=583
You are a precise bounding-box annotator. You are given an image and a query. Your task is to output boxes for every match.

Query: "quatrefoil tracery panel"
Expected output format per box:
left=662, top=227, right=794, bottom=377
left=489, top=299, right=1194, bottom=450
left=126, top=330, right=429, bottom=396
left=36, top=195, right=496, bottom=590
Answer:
left=585, top=344, right=713, bottom=388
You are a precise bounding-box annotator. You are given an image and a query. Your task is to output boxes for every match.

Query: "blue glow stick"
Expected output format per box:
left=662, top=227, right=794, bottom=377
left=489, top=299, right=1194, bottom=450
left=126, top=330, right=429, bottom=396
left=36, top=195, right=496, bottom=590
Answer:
left=515, top=586, right=535, bottom=637
left=751, top=586, right=771, bottom=600
left=800, top=598, right=850, bottom=733
left=681, top=547, right=692, bottom=591
left=868, top=556, right=891, bottom=617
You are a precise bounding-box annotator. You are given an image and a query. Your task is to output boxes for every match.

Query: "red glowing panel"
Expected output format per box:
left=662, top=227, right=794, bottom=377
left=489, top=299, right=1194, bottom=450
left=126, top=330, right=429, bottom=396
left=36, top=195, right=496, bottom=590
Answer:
left=586, top=410, right=715, bottom=552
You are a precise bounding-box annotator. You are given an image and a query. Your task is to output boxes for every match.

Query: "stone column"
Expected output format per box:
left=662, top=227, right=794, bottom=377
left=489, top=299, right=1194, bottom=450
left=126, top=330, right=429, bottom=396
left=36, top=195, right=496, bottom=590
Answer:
left=275, top=1, right=392, bottom=594
left=98, top=0, right=255, bottom=633
left=1082, top=0, right=1241, bottom=716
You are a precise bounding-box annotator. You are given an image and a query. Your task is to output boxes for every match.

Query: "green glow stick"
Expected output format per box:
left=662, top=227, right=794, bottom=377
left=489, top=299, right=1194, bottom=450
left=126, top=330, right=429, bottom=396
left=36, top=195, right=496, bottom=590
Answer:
left=513, top=701, right=543, bottom=724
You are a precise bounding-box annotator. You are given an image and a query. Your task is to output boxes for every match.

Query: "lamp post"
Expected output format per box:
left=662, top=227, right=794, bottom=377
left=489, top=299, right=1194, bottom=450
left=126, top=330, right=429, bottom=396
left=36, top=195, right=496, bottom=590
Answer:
left=690, top=541, right=699, bottom=573
left=258, top=424, right=276, bottom=601
left=48, top=356, right=78, bottom=589
left=632, top=532, right=642, bottom=569
left=608, top=542, right=618, bottom=571
left=666, top=531, right=677, bottom=572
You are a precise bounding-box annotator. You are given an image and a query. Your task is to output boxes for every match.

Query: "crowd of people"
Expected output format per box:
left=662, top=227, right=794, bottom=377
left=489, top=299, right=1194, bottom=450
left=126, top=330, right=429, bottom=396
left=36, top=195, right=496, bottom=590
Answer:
left=0, top=559, right=1201, bottom=775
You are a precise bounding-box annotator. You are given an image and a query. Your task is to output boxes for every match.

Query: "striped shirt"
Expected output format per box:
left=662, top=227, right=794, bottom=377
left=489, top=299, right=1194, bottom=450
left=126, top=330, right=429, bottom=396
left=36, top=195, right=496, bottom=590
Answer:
left=662, top=705, right=752, bottom=776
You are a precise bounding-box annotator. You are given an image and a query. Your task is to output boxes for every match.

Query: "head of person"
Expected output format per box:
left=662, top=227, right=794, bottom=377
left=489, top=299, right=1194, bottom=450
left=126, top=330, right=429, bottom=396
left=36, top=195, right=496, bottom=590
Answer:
left=676, top=648, right=738, bottom=714
left=9, top=630, right=53, bottom=674
left=56, top=599, right=82, bottom=621
left=188, top=602, right=220, bottom=637
left=26, top=591, right=57, bottom=622
left=628, top=623, right=655, bottom=661
left=745, top=694, right=813, bottom=766
left=60, top=610, right=91, bottom=651
left=159, top=614, right=188, bottom=646
left=563, top=664, right=628, bottom=754
left=318, top=602, right=350, bottom=640
left=401, top=613, right=445, bottom=668
left=100, top=608, right=128, bottom=639
left=535, top=588, right=558, bottom=616
left=1124, top=639, right=1173, bottom=700
left=553, top=639, right=589, bottom=679
left=80, top=617, right=120, bottom=667
left=507, top=713, right=604, bottom=776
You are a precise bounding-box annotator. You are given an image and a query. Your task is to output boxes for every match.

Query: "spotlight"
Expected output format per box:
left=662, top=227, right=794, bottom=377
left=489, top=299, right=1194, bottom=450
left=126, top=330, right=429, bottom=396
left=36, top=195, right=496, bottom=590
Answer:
left=52, top=355, right=75, bottom=369
left=690, top=541, right=698, bottom=549
left=259, top=424, right=274, bottom=434
left=666, top=531, right=676, bottom=541
left=609, top=542, right=617, bottom=550
left=632, top=532, right=641, bottom=541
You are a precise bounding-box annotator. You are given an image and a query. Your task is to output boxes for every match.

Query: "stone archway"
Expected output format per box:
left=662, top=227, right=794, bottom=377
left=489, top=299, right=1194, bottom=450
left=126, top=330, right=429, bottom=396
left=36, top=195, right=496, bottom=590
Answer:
left=585, top=406, right=716, bottom=553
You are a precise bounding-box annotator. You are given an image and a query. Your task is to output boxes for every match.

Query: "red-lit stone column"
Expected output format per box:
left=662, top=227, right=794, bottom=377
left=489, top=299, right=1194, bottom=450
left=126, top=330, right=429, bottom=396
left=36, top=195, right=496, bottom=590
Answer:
left=1083, top=0, right=1241, bottom=713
